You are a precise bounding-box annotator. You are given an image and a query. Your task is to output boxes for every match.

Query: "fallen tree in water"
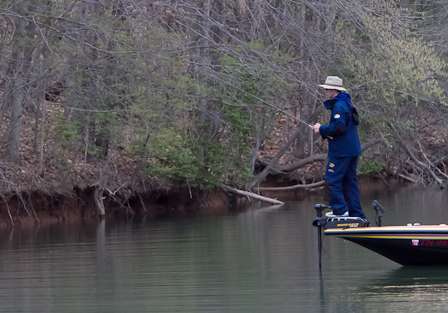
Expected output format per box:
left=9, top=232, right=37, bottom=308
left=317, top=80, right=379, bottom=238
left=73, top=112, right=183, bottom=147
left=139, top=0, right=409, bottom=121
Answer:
left=221, top=185, right=284, bottom=205
left=386, top=123, right=448, bottom=189
left=251, top=139, right=383, bottom=192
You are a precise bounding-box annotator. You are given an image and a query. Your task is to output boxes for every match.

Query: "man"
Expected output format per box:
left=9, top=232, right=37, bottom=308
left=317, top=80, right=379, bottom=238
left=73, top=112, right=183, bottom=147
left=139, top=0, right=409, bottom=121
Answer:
left=312, top=76, right=366, bottom=219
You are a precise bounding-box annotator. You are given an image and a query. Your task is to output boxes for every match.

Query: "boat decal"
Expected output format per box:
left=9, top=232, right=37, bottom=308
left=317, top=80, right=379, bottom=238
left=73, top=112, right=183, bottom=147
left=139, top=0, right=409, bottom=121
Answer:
left=334, top=223, right=361, bottom=228
left=330, top=234, right=448, bottom=240
left=410, top=240, right=448, bottom=247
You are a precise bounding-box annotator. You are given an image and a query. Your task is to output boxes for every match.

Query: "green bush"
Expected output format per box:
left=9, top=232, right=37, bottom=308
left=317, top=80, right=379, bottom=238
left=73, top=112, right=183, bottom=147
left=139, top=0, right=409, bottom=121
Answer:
left=359, top=159, right=384, bottom=175
left=146, top=128, right=201, bottom=183
left=144, top=126, right=252, bottom=187
left=54, top=112, right=82, bottom=148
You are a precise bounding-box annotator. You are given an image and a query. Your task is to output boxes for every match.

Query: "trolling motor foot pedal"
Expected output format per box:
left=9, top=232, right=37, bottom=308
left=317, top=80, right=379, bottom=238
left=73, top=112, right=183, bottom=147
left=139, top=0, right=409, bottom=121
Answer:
left=324, top=216, right=369, bottom=229
left=312, top=203, right=369, bottom=229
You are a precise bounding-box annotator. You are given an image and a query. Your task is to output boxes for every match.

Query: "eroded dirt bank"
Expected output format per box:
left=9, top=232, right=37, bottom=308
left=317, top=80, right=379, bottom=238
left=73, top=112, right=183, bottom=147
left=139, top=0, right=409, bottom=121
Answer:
left=0, top=176, right=396, bottom=229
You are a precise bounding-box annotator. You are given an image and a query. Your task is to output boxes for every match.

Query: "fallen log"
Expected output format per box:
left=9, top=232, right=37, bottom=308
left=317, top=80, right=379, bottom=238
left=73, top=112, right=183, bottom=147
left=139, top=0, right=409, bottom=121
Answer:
left=257, top=180, right=325, bottom=191
left=221, top=185, right=284, bottom=205
left=397, top=173, right=418, bottom=184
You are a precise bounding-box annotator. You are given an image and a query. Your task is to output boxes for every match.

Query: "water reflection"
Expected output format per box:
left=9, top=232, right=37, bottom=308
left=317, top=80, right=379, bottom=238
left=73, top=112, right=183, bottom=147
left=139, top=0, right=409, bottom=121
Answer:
left=319, top=267, right=448, bottom=313
left=0, top=187, right=447, bottom=312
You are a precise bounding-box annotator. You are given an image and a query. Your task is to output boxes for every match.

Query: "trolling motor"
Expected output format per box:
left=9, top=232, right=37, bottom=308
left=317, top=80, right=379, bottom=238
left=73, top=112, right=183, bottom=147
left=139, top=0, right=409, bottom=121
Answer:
left=311, top=201, right=385, bottom=271
left=312, top=203, right=370, bottom=271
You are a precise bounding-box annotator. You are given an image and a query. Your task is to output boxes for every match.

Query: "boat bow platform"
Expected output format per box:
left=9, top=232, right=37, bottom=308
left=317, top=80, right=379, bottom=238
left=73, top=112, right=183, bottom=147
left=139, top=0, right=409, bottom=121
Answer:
left=324, top=225, right=448, bottom=265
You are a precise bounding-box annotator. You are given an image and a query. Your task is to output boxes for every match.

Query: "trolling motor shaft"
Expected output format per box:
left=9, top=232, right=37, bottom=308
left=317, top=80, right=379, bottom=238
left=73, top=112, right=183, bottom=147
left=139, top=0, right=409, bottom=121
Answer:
left=313, top=203, right=330, bottom=272
left=312, top=203, right=370, bottom=272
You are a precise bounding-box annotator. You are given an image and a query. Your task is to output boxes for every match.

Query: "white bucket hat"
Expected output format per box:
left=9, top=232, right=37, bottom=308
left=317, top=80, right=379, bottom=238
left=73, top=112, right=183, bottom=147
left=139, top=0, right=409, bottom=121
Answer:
left=318, top=76, right=347, bottom=91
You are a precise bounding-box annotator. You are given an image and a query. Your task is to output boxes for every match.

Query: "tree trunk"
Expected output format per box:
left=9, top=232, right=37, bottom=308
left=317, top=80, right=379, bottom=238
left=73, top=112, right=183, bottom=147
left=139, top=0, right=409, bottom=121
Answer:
left=94, top=187, right=106, bottom=217
left=6, top=4, right=36, bottom=162
left=248, top=127, right=302, bottom=189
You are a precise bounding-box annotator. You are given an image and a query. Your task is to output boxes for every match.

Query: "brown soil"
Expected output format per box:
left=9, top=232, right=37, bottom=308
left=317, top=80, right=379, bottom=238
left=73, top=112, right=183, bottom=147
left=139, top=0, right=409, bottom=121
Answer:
left=0, top=186, right=249, bottom=228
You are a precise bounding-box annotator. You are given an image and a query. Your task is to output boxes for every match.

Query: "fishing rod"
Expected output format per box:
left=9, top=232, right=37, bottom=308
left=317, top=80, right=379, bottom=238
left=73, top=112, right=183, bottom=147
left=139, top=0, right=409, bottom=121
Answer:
left=251, top=99, right=314, bottom=129
left=251, top=100, right=314, bottom=130
left=223, top=95, right=314, bottom=129
left=222, top=97, right=314, bottom=129
left=283, top=111, right=314, bottom=129
left=210, top=71, right=316, bottom=129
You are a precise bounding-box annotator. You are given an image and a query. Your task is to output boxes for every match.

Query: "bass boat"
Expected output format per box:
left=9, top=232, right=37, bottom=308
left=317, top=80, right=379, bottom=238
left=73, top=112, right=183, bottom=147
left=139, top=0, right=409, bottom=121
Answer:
left=312, top=203, right=448, bottom=266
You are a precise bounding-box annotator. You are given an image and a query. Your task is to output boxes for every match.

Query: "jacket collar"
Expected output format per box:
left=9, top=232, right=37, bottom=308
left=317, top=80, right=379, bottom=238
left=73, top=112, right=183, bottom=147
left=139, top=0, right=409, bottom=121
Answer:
left=324, top=99, right=336, bottom=110
left=324, top=91, right=351, bottom=110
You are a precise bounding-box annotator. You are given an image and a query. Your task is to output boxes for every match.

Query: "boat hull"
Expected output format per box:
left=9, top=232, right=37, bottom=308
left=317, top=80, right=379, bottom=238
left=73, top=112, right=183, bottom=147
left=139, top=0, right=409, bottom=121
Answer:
left=325, top=226, right=448, bottom=266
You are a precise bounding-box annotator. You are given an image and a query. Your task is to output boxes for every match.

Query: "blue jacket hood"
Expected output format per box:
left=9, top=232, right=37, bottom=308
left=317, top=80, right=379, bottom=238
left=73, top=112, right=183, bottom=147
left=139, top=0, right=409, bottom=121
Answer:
left=324, top=91, right=351, bottom=110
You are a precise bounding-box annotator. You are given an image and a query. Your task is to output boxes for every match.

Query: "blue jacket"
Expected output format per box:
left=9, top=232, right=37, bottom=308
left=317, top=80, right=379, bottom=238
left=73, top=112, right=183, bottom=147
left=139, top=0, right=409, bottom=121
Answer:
left=319, top=91, right=361, bottom=158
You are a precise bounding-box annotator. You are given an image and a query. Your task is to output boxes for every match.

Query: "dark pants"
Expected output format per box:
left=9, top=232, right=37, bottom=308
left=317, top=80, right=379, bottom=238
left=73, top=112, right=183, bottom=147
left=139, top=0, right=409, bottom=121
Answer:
left=325, top=156, right=366, bottom=218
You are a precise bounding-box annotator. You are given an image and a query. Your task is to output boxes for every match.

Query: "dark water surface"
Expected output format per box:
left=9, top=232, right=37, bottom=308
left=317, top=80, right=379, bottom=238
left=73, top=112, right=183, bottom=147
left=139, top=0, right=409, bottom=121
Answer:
left=1, top=187, right=448, bottom=313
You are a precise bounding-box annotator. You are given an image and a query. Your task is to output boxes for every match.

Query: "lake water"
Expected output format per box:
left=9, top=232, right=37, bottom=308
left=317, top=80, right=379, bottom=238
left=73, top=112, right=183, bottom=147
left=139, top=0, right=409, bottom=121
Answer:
left=1, top=186, right=448, bottom=312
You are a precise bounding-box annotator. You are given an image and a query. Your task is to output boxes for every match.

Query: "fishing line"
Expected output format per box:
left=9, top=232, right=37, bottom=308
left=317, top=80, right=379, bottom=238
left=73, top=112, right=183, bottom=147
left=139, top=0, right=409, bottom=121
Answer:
left=205, top=68, right=315, bottom=129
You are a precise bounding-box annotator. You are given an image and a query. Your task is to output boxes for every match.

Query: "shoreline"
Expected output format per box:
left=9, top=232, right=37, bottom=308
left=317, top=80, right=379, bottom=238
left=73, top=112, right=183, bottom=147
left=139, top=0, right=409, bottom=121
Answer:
left=0, top=175, right=398, bottom=229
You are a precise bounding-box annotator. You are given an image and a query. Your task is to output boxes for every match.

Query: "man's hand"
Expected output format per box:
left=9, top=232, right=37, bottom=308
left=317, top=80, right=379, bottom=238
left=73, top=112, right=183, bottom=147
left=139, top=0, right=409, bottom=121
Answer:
left=312, top=123, right=321, bottom=134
